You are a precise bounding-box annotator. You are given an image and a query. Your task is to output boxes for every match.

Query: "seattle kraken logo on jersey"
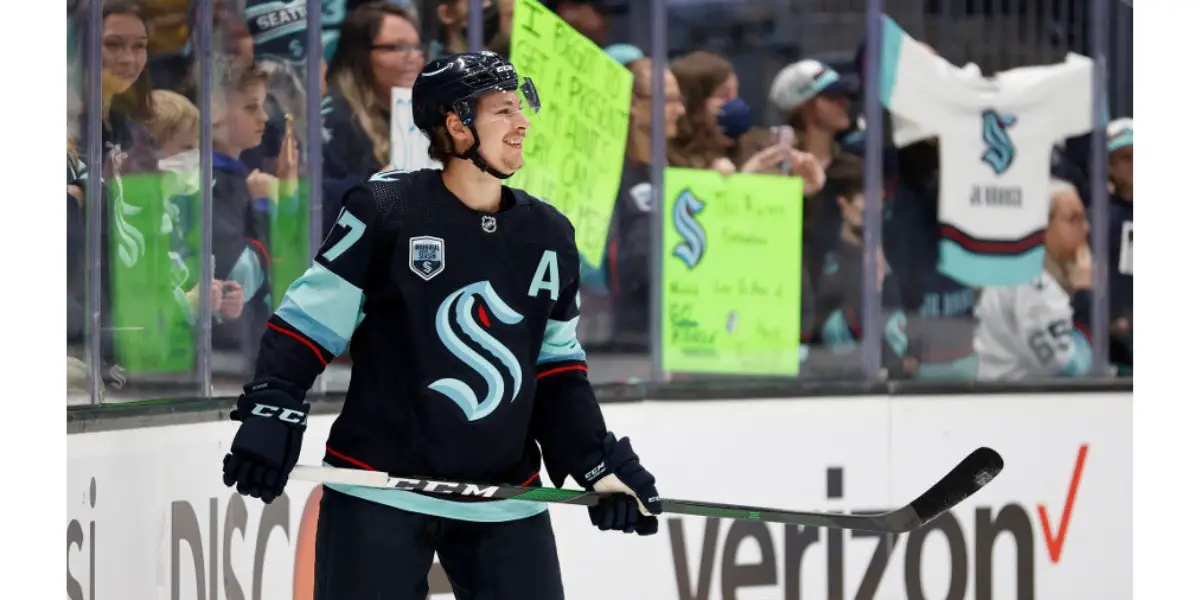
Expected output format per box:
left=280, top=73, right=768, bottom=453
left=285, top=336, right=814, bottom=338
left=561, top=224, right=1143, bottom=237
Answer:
left=980, top=109, right=1017, bottom=175
left=671, top=189, right=707, bottom=269
left=430, top=281, right=525, bottom=422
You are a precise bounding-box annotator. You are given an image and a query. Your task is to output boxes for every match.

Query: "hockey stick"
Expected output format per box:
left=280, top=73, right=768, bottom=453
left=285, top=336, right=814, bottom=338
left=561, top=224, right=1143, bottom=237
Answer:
left=289, top=446, right=1002, bottom=533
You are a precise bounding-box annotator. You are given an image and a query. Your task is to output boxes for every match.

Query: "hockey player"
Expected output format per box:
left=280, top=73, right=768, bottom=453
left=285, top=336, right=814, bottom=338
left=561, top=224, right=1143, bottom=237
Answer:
left=220, top=51, right=662, bottom=599
left=974, top=179, right=1094, bottom=380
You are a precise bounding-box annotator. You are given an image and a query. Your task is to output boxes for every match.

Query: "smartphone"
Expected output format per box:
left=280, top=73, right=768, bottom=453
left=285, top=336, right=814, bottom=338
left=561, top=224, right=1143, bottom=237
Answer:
left=772, top=125, right=795, bottom=175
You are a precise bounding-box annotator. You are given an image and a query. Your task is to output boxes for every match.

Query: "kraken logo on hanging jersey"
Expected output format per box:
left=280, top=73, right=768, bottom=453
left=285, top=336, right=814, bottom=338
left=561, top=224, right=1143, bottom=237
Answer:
left=671, top=188, right=707, bottom=269
left=409, top=236, right=446, bottom=281
left=980, top=109, right=1017, bottom=175
left=430, top=281, right=526, bottom=422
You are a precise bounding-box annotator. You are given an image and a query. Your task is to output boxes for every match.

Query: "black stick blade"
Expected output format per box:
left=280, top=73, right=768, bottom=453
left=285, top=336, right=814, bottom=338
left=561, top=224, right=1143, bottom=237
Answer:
left=890, top=446, right=1005, bottom=531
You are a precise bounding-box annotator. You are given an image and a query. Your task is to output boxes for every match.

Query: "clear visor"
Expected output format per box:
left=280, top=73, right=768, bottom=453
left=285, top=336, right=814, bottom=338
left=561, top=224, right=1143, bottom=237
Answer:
left=469, top=77, right=542, bottom=128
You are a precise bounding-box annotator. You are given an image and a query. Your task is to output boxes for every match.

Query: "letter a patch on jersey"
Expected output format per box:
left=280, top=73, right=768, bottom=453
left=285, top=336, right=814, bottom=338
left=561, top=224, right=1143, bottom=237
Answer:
left=528, top=250, right=560, bottom=300
left=410, top=236, right=445, bottom=281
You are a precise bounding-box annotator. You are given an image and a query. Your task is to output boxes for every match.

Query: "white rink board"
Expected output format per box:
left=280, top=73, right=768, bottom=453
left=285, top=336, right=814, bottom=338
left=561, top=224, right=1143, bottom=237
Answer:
left=67, top=393, right=1131, bottom=599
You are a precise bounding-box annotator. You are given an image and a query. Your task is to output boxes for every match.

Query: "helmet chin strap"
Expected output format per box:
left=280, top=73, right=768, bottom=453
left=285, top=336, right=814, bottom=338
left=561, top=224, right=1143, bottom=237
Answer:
left=451, top=124, right=515, bottom=180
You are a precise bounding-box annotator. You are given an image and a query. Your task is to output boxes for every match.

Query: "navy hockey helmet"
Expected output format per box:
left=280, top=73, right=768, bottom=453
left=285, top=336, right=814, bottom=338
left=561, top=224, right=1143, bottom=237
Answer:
left=412, top=51, right=541, bottom=179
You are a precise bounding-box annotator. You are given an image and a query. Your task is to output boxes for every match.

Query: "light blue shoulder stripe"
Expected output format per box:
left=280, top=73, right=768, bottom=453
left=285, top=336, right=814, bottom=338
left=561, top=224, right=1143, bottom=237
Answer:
left=274, top=262, right=364, bottom=356
left=538, top=317, right=587, bottom=364
left=322, top=464, right=548, bottom=523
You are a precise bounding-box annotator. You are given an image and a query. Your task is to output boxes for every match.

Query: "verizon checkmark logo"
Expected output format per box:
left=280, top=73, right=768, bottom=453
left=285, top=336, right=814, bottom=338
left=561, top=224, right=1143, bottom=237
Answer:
left=1037, top=443, right=1089, bottom=564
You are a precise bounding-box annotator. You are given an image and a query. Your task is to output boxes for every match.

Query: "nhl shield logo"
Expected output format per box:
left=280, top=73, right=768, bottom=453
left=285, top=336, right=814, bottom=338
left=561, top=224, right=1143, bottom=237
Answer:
left=409, top=236, right=445, bottom=281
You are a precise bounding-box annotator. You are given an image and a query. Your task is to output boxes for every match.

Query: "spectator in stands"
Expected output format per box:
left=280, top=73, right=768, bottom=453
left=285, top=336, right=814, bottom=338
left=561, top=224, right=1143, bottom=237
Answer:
left=804, top=154, right=915, bottom=379
left=762, top=59, right=853, bottom=171
left=543, top=0, right=614, bottom=46
left=203, top=60, right=286, bottom=369
left=1106, top=118, right=1133, bottom=374
left=142, top=0, right=199, bottom=93
left=490, top=0, right=515, bottom=56
left=431, top=0, right=469, bottom=57
left=974, top=180, right=1094, bottom=380
left=604, top=43, right=643, bottom=67
left=758, top=60, right=854, bottom=256
left=323, top=0, right=404, bottom=62
left=146, top=89, right=250, bottom=326
left=170, top=2, right=255, bottom=101
left=67, top=0, right=162, bottom=385
left=883, top=135, right=981, bottom=381
left=667, top=50, right=741, bottom=171
left=146, top=89, right=198, bottom=161
left=322, top=1, right=424, bottom=230
left=604, top=57, right=686, bottom=349
left=431, top=0, right=510, bottom=58
left=669, top=51, right=822, bottom=180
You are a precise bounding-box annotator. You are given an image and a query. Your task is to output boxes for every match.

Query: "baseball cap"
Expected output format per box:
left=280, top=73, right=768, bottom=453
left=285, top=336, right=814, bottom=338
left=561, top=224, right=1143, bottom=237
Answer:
left=769, top=59, right=854, bottom=114
left=1107, top=118, right=1133, bottom=152
left=604, top=43, right=644, bottom=66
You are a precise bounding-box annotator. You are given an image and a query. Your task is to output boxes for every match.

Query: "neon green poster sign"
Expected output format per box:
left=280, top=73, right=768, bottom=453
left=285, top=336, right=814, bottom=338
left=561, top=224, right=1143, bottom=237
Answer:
left=662, top=168, right=804, bottom=376
left=507, top=0, right=633, bottom=267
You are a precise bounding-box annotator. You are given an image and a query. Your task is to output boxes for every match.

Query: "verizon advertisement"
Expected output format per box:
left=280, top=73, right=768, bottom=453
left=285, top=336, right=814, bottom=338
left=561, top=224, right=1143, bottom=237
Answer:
left=67, top=393, right=1130, bottom=599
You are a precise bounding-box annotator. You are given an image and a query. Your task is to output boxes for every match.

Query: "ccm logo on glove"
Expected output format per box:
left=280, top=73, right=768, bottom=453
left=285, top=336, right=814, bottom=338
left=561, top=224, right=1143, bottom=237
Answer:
left=583, top=461, right=606, bottom=483
left=250, top=402, right=308, bottom=425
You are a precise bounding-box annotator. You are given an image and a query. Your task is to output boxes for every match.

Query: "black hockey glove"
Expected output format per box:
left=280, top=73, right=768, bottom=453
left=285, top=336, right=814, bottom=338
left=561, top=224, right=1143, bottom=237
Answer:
left=575, top=432, right=662, bottom=536
left=221, top=378, right=309, bottom=504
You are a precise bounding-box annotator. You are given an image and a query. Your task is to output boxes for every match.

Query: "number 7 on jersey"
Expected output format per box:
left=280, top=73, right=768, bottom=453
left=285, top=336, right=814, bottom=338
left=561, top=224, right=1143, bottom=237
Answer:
left=322, top=208, right=367, bottom=262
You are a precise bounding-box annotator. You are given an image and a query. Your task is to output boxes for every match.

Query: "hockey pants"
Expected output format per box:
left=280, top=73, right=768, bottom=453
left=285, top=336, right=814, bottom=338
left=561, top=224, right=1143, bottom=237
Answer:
left=313, top=486, right=566, bottom=600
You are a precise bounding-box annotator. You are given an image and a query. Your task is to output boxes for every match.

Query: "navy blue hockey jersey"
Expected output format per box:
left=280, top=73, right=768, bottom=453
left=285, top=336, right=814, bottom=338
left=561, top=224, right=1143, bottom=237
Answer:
left=255, top=169, right=607, bottom=521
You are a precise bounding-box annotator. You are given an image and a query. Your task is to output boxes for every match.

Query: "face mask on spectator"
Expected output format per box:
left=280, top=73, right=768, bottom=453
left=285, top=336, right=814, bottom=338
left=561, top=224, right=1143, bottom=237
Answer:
left=158, top=149, right=201, bottom=198
left=716, top=97, right=751, bottom=139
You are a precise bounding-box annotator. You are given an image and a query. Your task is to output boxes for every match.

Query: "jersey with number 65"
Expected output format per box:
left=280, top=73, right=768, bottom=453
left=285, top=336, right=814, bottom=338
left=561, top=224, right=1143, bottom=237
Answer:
left=973, top=269, right=1093, bottom=380
left=252, top=168, right=608, bottom=522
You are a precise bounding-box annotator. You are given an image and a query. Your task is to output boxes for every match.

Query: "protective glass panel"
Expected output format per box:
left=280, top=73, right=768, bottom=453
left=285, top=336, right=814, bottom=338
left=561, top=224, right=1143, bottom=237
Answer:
left=205, top=0, right=314, bottom=389
left=864, top=0, right=1127, bottom=382
left=71, top=0, right=205, bottom=402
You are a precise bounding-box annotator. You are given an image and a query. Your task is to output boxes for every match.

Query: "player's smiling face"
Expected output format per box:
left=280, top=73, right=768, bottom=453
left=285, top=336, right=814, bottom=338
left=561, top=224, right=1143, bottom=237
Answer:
left=474, top=90, right=530, bottom=173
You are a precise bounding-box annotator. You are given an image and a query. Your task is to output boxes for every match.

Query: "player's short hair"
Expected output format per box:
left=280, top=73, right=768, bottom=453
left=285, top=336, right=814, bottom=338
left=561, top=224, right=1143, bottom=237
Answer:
left=426, top=107, right=457, bottom=163
left=825, top=153, right=865, bottom=200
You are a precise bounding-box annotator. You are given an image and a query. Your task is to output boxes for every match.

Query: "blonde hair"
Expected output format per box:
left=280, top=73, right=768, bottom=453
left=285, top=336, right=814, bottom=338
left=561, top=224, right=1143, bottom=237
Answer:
left=147, top=90, right=199, bottom=149
left=327, top=3, right=422, bottom=168
left=331, top=69, right=392, bottom=167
